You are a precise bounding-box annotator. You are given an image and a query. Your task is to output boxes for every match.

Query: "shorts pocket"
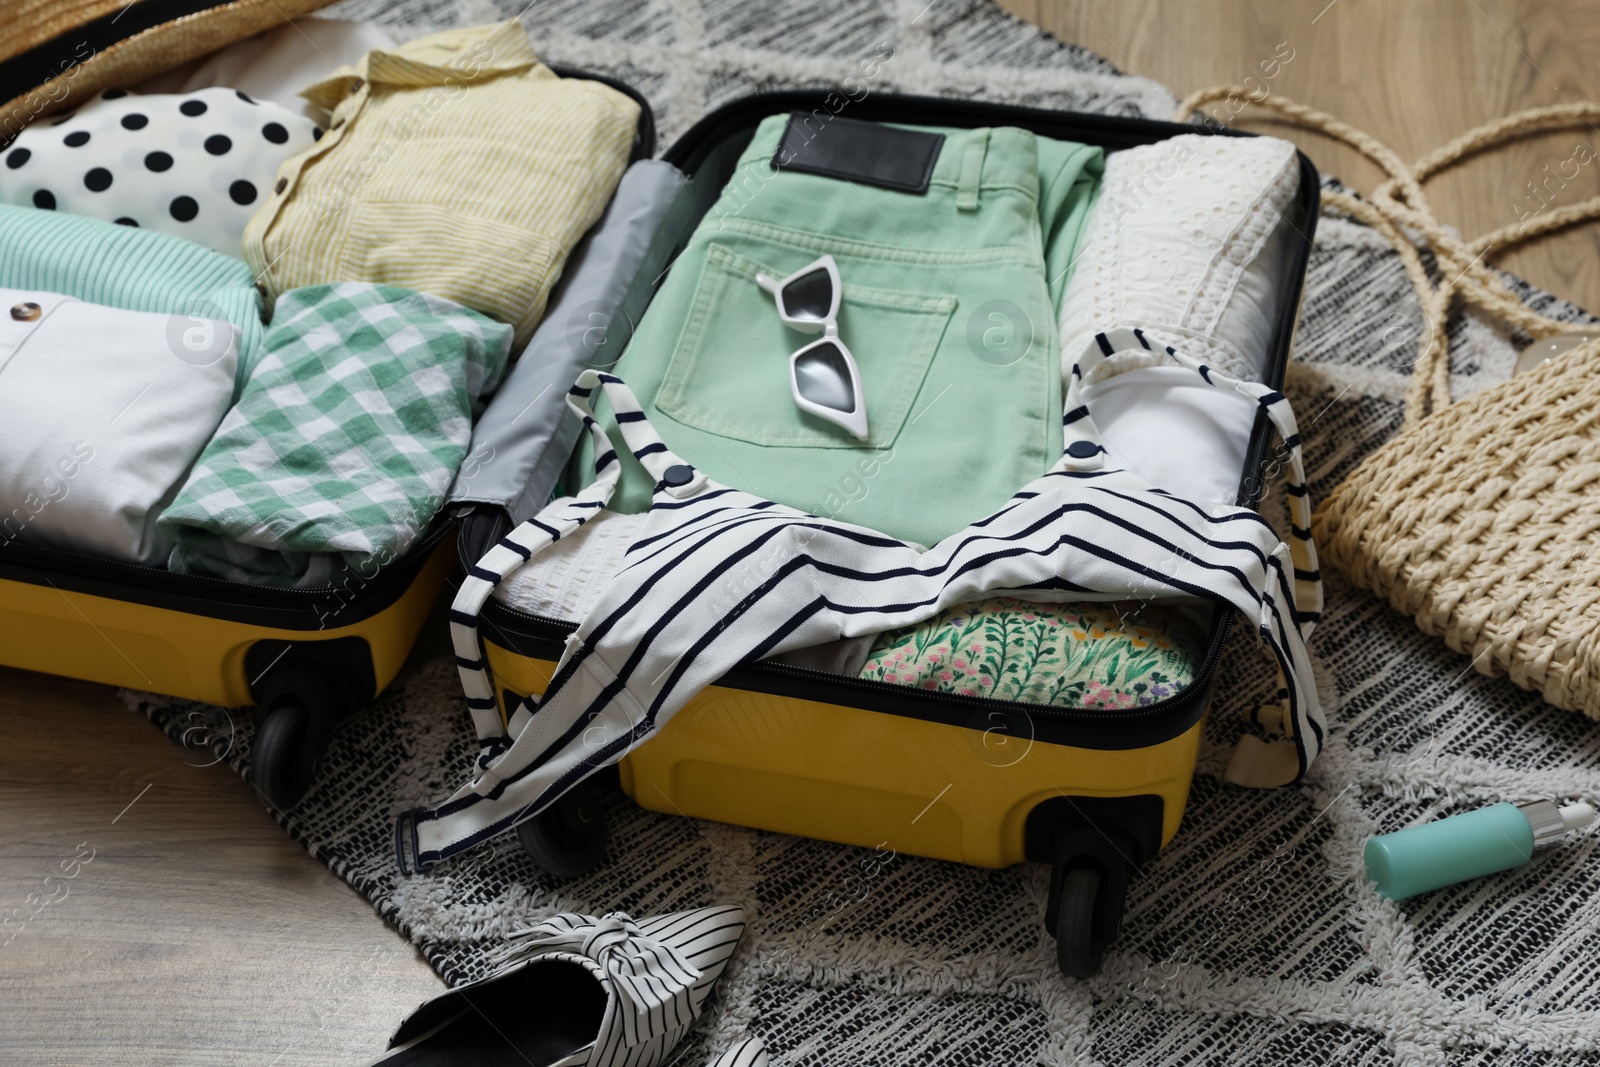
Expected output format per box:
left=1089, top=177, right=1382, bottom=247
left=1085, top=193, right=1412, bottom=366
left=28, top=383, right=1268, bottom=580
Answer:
left=340, top=202, right=554, bottom=328
left=655, top=243, right=957, bottom=449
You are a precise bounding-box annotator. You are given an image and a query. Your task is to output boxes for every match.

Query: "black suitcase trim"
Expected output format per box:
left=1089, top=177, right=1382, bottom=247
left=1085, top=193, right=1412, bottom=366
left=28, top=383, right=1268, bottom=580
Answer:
left=473, top=592, right=1225, bottom=752
left=0, top=516, right=456, bottom=630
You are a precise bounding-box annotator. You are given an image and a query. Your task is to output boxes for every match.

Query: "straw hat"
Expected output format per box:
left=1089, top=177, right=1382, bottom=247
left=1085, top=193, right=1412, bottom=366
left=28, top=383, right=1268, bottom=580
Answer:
left=1, top=0, right=332, bottom=136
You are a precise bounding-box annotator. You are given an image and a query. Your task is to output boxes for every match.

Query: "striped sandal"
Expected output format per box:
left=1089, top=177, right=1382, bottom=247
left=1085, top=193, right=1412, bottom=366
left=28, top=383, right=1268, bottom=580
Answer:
left=373, top=905, right=747, bottom=1067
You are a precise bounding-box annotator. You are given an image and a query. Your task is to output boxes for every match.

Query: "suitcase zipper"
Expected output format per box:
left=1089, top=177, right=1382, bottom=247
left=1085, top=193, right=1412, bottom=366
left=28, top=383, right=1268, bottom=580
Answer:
left=474, top=594, right=1231, bottom=732
left=0, top=518, right=456, bottom=614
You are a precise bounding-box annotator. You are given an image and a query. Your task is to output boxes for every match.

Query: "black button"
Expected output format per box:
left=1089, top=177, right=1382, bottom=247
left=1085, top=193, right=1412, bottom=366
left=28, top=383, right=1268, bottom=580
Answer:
left=1066, top=440, right=1101, bottom=459
left=274, top=177, right=287, bottom=195
left=662, top=464, right=694, bottom=487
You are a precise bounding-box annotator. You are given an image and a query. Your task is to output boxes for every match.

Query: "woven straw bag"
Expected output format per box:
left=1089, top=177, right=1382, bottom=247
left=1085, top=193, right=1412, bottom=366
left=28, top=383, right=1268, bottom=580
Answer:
left=1315, top=342, right=1600, bottom=716
left=1175, top=88, right=1600, bottom=719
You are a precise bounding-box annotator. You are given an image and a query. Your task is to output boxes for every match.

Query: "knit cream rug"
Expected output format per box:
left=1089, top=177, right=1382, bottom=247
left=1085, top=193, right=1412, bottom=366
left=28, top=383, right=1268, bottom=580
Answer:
left=133, top=1, right=1600, bottom=1064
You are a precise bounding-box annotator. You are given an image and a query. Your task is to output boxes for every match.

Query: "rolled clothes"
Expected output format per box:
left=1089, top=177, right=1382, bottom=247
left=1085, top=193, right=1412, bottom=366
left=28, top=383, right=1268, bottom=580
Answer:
left=243, top=20, right=641, bottom=349
left=0, top=289, right=237, bottom=564
left=1056, top=132, right=1299, bottom=384
left=158, top=282, right=512, bottom=587
left=580, top=112, right=1103, bottom=549
left=0, top=87, right=318, bottom=257
left=0, top=203, right=266, bottom=383
left=858, top=597, right=1206, bottom=709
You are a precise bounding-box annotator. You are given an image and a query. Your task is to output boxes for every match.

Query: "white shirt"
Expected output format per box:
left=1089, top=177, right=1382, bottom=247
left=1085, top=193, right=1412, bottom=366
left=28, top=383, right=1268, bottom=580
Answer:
left=0, top=289, right=237, bottom=564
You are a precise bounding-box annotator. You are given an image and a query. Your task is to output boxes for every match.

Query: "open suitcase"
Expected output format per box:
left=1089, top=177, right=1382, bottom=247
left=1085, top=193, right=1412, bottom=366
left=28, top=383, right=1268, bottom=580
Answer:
left=0, top=2, right=655, bottom=811
left=449, top=92, right=1321, bottom=977
left=0, top=0, right=1317, bottom=981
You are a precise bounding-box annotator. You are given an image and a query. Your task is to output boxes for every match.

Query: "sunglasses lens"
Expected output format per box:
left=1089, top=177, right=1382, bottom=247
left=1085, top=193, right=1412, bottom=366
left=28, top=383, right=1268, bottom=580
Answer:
left=793, top=342, right=857, bottom=413
left=781, top=267, right=834, bottom=320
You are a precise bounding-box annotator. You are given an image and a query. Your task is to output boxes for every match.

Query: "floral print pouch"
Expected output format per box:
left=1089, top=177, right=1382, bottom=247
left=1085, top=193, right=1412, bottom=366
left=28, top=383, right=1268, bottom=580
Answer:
left=858, top=598, right=1205, bottom=709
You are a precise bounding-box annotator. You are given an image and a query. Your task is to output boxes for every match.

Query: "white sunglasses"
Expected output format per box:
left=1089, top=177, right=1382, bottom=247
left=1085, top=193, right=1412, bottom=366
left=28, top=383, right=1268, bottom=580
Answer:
left=756, top=254, right=869, bottom=440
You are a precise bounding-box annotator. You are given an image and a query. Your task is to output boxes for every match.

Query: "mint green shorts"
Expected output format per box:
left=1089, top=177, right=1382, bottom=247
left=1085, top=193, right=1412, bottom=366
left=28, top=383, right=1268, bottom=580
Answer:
left=582, top=115, right=1102, bottom=547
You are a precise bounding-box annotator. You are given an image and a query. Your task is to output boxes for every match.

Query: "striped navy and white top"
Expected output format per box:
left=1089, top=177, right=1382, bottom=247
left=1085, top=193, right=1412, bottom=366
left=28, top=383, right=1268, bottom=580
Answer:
left=399, top=330, right=1323, bottom=870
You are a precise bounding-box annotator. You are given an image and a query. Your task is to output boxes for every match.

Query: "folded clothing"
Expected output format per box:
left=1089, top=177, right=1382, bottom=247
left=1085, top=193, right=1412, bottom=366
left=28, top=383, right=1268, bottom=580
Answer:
left=1057, top=132, right=1299, bottom=384
left=244, top=20, right=640, bottom=350
left=1052, top=133, right=1299, bottom=510
left=583, top=113, right=1102, bottom=548
left=0, top=289, right=237, bottom=564
left=494, top=493, right=876, bottom=675
left=1080, top=365, right=1259, bottom=504
left=136, top=17, right=397, bottom=124
left=158, top=282, right=511, bottom=587
left=0, top=202, right=266, bottom=382
left=858, top=597, right=1206, bottom=709
left=0, top=87, right=319, bottom=257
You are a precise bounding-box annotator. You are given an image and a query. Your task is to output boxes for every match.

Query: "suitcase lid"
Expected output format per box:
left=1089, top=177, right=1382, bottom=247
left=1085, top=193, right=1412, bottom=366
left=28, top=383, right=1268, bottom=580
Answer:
left=0, top=0, right=336, bottom=131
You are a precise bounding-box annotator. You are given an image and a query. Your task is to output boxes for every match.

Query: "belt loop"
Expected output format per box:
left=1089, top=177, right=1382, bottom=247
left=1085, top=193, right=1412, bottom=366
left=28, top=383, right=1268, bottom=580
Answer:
left=956, top=128, right=988, bottom=212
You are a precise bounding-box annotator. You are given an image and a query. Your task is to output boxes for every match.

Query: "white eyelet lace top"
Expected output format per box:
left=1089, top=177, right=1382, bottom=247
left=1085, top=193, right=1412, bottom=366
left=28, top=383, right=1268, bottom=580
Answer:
left=1057, top=132, right=1301, bottom=385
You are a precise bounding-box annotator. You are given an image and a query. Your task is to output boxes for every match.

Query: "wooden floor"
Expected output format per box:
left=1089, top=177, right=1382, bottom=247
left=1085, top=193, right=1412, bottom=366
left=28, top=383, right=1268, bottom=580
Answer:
left=5, top=3, right=1600, bottom=1064
left=0, top=667, right=443, bottom=1066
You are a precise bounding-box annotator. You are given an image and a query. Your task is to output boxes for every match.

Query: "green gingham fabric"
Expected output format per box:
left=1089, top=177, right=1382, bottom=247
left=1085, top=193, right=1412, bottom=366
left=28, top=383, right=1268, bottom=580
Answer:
left=158, top=282, right=513, bottom=587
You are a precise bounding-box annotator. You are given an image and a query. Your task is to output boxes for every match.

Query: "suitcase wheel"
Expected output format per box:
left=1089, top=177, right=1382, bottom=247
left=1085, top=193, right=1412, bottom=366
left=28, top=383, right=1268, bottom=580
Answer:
left=1054, top=864, right=1108, bottom=978
left=1032, top=797, right=1158, bottom=980
left=516, top=780, right=609, bottom=880
left=249, top=681, right=338, bottom=811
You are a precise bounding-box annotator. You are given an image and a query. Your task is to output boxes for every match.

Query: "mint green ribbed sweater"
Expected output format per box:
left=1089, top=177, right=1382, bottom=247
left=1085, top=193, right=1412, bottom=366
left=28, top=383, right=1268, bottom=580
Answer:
left=0, top=205, right=264, bottom=381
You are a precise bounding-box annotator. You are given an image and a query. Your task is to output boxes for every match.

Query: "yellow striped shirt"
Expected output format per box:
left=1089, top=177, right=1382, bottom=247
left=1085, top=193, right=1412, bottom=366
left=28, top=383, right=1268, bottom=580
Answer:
left=242, top=20, right=639, bottom=349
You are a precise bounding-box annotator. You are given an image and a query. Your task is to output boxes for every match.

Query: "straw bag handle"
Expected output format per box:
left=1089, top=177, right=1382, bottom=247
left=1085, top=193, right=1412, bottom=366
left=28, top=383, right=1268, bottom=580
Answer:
left=1174, top=89, right=1600, bottom=428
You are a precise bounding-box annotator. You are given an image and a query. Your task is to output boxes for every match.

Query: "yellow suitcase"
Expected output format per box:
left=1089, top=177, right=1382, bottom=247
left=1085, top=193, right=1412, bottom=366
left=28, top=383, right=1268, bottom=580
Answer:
left=0, top=1, right=655, bottom=811
left=450, top=91, right=1320, bottom=977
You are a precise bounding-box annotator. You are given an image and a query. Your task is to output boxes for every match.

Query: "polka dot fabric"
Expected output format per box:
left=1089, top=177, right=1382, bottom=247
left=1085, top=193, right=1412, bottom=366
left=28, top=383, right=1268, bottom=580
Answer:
left=0, top=86, right=317, bottom=258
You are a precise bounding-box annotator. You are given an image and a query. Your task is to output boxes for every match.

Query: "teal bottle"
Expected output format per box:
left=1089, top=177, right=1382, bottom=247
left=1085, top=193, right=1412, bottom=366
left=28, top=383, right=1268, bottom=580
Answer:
left=1364, top=800, right=1595, bottom=901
